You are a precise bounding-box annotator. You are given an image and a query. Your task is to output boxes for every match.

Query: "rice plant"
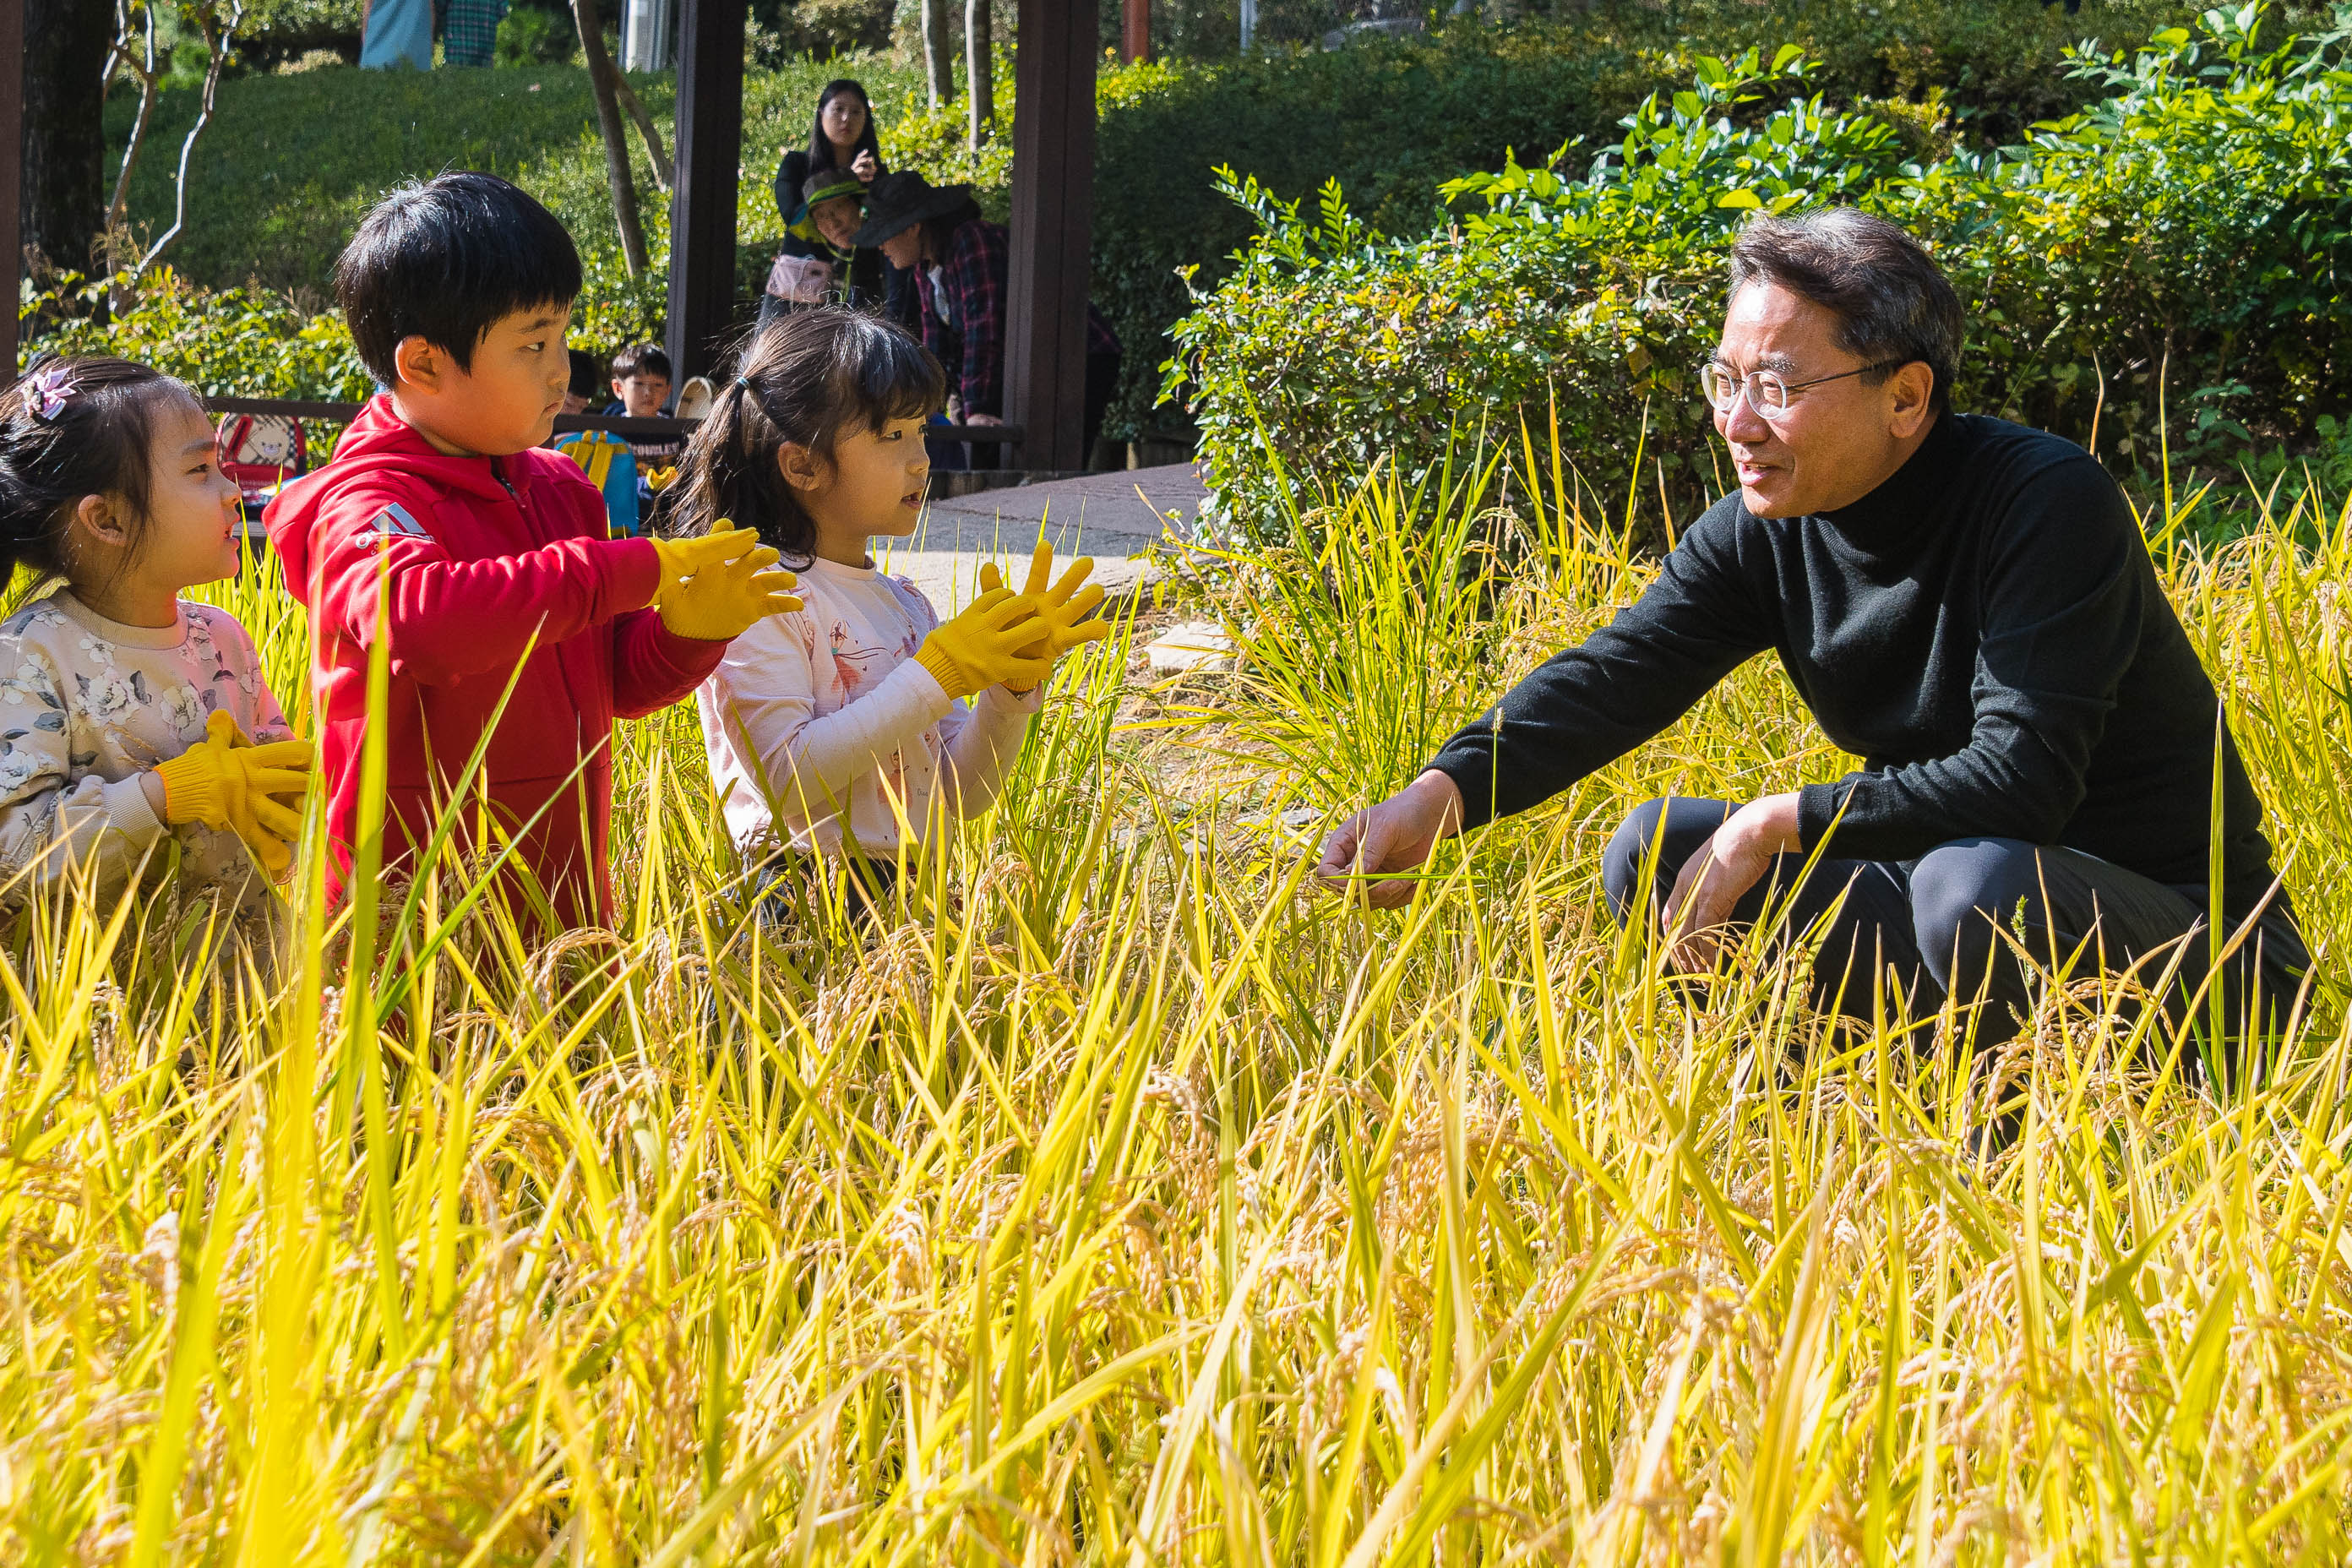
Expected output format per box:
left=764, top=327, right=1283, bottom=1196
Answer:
left=3, top=446, right=2348, bottom=1564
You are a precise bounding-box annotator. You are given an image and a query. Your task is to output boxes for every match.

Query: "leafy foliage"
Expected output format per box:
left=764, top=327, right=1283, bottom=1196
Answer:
left=1170, top=6, right=2352, bottom=536
left=79, top=0, right=2252, bottom=439
left=30, top=268, right=373, bottom=400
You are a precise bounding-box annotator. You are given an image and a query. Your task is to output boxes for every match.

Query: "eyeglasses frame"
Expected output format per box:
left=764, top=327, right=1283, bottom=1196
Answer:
left=1699, top=356, right=1912, bottom=419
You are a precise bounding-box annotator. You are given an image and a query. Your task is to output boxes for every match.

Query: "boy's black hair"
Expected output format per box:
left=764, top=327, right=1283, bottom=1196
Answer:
left=665, top=308, right=943, bottom=562
left=333, top=172, right=581, bottom=388
left=566, top=349, right=604, bottom=400
left=610, top=342, right=673, bottom=383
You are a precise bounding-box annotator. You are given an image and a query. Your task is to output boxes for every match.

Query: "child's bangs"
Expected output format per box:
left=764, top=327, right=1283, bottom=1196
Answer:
left=838, top=322, right=946, bottom=433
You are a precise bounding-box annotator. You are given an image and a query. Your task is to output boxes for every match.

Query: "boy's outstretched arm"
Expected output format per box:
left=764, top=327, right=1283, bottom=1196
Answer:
left=612, top=521, right=801, bottom=717
left=612, top=604, right=729, bottom=719
left=306, top=487, right=662, bottom=687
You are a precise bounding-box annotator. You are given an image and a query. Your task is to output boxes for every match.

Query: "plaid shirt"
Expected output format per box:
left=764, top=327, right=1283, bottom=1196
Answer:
left=919, top=219, right=1118, bottom=420
left=439, top=0, right=505, bottom=65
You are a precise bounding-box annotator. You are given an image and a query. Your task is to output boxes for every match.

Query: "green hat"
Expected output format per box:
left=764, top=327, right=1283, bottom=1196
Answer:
left=803, top=172, right=866, bottom=210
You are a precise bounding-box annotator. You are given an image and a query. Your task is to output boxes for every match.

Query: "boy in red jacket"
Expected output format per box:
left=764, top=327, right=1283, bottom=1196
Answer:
left=270, top=172, right=797, bottom=927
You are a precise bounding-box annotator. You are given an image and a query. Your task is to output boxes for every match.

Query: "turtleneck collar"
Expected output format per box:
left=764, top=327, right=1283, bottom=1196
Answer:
left=1814, top=411, right=1966, bottom=547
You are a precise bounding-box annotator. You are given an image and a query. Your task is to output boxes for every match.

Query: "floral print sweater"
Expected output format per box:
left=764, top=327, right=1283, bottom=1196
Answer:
left=695, top=554, right=1038, bottom=859
left=0, top=591, right=292, bottom=902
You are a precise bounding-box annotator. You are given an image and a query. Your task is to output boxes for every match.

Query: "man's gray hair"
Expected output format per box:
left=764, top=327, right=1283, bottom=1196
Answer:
left=1728, top=209, right=1965, bottom=411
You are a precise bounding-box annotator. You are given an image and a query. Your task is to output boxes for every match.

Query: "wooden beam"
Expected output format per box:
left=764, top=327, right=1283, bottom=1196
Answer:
left=1003, top=0, right=1098, bottom=473
left=198, top=396, right=1024, bottom=445
left=0, top=0, right=23, bottom=380
left=1124, top=0, right=1150, bottom=64
left=665, top=0, right=745, bottom=385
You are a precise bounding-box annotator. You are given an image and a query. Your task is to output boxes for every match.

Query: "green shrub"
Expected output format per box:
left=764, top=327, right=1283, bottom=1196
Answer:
left=1903, top=8, right=2352, bottom=466
left=1088, top=0, right=2269, bottom=438
left=29, top=269, right=373, bottom=401
left=1169, top=7, right=2352, bottom=538
left=495, top=6, right=580, bottom=67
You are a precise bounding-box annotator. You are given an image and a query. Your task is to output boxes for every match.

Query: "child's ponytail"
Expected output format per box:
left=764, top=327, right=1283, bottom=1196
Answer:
left=663, top=306, right=945, bottom=564
left=0, top=356, right=198, bottom=591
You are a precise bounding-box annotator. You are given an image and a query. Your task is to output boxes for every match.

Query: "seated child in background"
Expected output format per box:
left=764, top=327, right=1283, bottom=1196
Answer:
left=552, top=347, right=640, bottom=537
left=605, top=341, right=682, bottom=497
left=267, top=172, right=798, bottom=928
left=672, top=307, right=1108, bottom=897
left=0, top=357, right=311, bottom=910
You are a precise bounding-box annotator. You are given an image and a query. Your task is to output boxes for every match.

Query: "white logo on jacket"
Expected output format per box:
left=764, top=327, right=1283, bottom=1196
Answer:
left=357, top=502, right=432, bottom=542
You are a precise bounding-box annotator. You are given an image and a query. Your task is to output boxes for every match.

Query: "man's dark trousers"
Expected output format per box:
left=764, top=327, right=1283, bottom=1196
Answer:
left=1601, top=797, right=2307, bottom=1053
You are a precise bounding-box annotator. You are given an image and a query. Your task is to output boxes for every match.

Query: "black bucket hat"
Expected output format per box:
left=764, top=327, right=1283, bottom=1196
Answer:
left=852, top=171, right=978, bottom=248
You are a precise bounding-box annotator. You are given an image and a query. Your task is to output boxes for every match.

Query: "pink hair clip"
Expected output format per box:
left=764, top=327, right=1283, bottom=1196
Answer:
left=24, top=363, right=75, bottom=422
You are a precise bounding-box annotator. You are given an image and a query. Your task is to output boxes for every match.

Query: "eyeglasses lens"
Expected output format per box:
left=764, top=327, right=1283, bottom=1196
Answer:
left=1701, top=365, right=1790, bottom=417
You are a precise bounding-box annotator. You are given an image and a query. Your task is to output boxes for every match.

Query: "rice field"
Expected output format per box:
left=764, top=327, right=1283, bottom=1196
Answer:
left=3, top=443, right=2349, bottom=1564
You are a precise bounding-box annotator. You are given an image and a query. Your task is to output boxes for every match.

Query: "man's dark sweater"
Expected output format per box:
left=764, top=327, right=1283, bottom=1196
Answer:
left=1428, top=413, right=2286, bottom=918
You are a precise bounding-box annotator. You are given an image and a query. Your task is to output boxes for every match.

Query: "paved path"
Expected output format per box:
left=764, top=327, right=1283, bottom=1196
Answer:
left=873, top=464, right=1206, bottom=612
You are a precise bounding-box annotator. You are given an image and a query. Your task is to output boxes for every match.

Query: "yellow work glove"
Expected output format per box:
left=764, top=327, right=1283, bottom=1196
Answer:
left=153, top=711, right=312, bottom=875
left=913, top=587, right=1052, bottom=700
left=649, top=518, right=802, bottom=640
left=977, top=540, right=1113, bottom=665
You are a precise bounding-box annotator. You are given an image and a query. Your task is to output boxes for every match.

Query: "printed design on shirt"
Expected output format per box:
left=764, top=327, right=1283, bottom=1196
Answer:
left=0, top=599, right=288, bottom=905
left=182, top=606, right=271, bottom=719
left=159, top=683, right=208, bottom=739
left=76, top=668, right=151, bottom=722
left=826, top=622, right=893, bottom=697
left=357, top=500, right=432, bottom=542
left=0, top=608, right=74, bottom=797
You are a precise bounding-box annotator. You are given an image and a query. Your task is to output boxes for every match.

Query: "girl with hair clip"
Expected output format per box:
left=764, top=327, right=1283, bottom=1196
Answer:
left=0, top=357, right=311, bottom=909
left=667, top=308, right=1109, bottom=908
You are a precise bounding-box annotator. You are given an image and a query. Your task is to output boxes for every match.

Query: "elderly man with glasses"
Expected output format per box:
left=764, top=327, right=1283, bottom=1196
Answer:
left=1315, top=208, right=2307, bottom=1064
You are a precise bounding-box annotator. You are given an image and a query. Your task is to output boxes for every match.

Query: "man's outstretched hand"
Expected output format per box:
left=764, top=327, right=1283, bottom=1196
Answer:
left=1314, top=770, right=1466, bottom=908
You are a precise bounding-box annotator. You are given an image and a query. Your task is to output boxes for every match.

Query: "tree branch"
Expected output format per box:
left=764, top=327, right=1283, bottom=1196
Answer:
left=611, top=72, right=673, bottom=193
left=133, top=0, right=243, bottom=280
left=105, top=1, right=161, bottom=248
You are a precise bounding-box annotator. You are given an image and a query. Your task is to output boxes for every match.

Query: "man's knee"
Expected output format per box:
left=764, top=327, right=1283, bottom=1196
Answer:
left=1912, top=837, right=2047, bottom=993
left=1602, top=798, right=1729, bottom=927
left=1601, top=798, right=1674, bottom=925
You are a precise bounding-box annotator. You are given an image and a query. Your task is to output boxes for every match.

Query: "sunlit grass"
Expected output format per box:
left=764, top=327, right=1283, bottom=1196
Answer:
left=3, top=440, right=2348, bottom=1563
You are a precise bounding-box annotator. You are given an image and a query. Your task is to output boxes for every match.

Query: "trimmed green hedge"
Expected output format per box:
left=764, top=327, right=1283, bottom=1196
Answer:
left=1168, top=7, right=2352, bottom=537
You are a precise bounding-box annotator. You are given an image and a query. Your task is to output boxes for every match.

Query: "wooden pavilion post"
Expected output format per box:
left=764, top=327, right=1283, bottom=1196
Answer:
left=0, top=0, right=23, bottom=379
left=1003, top=0, right=1099, bottom=472
left=665, top=0, right=744, bottom=385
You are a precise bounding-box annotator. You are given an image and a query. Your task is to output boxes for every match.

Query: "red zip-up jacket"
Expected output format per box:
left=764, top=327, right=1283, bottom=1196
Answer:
left=267, top=395, right=723, bottom=927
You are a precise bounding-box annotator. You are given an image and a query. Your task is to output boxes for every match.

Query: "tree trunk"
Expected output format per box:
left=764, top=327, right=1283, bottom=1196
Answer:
left=966, top=0, right=994, bottom=150
left=921, top=0, right=955, bottom=110
left=570, top=0, right=650, bottom=277
left=22, top=0, right=112, bottom=278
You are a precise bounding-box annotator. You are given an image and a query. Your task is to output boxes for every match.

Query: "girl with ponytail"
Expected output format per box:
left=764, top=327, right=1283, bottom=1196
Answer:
left=671, top=308, right=1109, bottom=897
left=0, top=357, right=311, bottom=906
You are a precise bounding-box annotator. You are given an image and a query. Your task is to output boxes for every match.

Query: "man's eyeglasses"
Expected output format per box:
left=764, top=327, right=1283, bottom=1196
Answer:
left=1699, top=357, right=1907, bottom=420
